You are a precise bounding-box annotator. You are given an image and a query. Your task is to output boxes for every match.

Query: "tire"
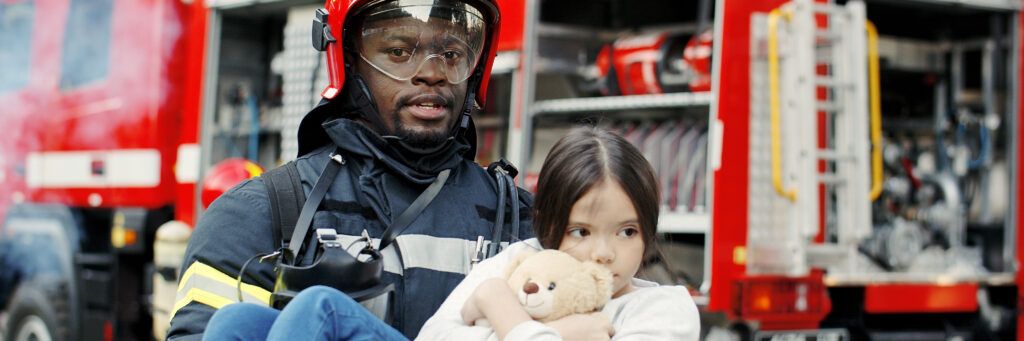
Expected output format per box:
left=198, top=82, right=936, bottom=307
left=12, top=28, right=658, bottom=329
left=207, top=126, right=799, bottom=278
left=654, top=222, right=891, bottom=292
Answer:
left=3, top=278, right=69, bottom=341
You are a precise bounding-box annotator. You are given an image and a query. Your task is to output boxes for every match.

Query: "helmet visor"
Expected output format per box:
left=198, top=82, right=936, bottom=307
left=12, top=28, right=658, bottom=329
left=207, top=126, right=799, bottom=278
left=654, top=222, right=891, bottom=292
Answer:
left=354, top=0, right=487, bottom=84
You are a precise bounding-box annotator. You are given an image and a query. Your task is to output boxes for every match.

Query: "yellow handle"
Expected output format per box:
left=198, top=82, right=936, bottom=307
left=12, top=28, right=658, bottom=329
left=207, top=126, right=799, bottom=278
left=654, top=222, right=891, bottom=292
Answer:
left=768, top=9, right=797, bottom=202
left=866, top=21, right=883, bottom=201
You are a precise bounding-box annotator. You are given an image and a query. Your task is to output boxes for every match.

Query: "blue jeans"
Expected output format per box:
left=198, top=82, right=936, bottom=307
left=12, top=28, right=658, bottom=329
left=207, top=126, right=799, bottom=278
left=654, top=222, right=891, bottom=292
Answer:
left=203, top=286, right=408, bottom=341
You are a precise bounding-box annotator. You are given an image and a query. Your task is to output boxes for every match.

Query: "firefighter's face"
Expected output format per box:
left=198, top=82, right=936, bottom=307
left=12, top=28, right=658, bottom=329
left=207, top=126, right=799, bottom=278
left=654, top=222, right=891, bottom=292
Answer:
left=354, top=14, right=481, bottom=146
left=557, top=179, right=645, bottom=299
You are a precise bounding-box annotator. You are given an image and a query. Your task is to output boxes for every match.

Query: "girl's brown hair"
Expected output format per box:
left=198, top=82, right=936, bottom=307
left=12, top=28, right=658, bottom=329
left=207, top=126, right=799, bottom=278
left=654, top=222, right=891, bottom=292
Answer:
left=532, top=126, right=661, bottom=261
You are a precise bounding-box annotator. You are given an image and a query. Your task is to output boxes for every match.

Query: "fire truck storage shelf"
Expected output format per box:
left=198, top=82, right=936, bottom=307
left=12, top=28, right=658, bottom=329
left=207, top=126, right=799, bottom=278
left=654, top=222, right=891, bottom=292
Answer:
left=869, top=0, right=1020, bottom=11
left=532, top=92, right=713, bottom=115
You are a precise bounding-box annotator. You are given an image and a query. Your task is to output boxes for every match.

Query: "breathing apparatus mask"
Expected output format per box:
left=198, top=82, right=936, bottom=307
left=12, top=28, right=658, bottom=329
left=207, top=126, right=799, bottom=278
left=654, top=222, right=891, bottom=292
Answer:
left=271, top=228, right=392, bottom=311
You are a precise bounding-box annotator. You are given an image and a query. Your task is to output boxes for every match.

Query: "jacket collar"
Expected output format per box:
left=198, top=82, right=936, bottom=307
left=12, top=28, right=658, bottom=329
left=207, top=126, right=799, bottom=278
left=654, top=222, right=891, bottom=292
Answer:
left=322, top=118, right=469, bottom=183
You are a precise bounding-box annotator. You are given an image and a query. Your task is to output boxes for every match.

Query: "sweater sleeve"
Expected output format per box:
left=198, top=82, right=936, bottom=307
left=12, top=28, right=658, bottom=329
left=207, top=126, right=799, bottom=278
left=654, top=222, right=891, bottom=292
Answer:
left=610, top=286, right=700, bottom=341
left=416, top=241, right=560, bottom=341
left=502, top=321, right=563, bottom=341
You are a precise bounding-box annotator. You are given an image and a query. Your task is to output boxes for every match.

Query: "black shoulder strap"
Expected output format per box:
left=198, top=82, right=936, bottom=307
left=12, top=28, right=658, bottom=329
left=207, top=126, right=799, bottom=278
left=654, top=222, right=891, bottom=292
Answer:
left=485, top=159, right=520, bottom=257
left=263, top=161, right=305, bottom=248
left=288, top=150, right=346, bottom=259
left=377, top=168, right=450, bottom=251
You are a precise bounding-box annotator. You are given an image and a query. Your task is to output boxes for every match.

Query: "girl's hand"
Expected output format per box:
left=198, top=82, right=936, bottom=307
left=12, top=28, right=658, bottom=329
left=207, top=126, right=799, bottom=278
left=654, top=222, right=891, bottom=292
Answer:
left=460, top=278, right=506, bottom=324
left=460, top=278, right=533, bottom=339
left=459, top=284, right=486, bottom=325
left=546, top=313, right=614, bottom=341
left=460, top=295, right=484, bottom=325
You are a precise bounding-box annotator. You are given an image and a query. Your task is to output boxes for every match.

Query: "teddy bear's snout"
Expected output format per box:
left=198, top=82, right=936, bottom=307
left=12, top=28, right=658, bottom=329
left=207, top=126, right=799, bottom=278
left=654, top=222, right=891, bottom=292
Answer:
left=523, top=282, right=539, bottom=294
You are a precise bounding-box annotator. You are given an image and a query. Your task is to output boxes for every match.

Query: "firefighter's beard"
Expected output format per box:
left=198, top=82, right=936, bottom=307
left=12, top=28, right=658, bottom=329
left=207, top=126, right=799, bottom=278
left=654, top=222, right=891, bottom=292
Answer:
left=390, top=112, right=452, bottom=149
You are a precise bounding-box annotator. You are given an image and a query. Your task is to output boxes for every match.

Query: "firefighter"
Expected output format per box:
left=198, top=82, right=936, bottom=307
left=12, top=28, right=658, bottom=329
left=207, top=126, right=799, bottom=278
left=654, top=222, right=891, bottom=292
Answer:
left=166, top=0, right=532, bottom=339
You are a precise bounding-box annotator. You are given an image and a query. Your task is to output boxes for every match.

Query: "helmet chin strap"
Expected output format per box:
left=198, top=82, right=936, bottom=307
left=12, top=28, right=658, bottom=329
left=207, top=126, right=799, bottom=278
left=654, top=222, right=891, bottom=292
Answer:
left=342, top=68, right=390, bottom=135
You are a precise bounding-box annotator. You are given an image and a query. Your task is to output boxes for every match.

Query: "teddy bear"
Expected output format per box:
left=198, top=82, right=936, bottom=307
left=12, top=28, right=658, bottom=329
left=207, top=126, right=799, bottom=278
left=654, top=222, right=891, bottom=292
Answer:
left=501, top=249, right=614, bottom=323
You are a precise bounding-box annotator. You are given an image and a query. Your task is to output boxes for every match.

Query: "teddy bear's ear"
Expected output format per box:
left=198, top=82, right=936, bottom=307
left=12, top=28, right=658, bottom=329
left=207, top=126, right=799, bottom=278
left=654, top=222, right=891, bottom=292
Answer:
left=504, top=247, right=539, bottom=279
left=582, top=262, right=614, bottom=301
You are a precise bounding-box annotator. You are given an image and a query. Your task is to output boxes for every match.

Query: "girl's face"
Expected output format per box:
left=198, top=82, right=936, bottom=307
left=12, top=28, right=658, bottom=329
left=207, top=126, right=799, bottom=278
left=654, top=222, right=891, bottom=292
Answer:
left=558, top=179, right=645, bottom=298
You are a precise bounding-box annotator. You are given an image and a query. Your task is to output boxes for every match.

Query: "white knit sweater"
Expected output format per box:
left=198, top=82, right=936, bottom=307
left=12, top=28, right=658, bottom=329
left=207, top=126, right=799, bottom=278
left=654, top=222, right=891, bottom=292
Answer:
left=416, top=239, right=701, bottom=341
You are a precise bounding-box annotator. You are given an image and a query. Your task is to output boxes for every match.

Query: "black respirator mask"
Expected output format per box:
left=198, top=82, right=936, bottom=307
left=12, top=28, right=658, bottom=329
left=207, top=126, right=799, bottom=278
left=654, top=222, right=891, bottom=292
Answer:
left=271, top=229, right=391, bottom=309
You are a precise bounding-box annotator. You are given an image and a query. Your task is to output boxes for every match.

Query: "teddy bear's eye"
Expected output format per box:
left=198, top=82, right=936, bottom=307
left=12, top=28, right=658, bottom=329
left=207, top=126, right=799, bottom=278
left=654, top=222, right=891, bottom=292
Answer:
left=548, top=282, right=556, bottom=291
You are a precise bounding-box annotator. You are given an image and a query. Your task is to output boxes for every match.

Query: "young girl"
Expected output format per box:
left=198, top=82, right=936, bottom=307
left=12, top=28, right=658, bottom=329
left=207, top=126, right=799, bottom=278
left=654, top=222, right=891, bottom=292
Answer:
left=416, top=127, right=700, bottom=340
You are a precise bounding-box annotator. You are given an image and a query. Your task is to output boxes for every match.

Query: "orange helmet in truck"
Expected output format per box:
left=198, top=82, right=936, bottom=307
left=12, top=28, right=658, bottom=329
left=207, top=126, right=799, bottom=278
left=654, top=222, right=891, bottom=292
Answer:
left=200, top=158, right=264, bottom=209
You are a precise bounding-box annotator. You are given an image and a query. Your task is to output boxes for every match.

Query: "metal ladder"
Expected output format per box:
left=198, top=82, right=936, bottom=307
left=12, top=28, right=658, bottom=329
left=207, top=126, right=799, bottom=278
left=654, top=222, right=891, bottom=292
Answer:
left=748, top=0, right=882, bottom=276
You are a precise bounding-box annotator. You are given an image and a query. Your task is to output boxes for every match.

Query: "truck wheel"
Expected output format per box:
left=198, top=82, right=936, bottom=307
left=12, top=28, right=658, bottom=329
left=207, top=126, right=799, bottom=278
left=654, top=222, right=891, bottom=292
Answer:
left=4, top=278, right=69, bottom=341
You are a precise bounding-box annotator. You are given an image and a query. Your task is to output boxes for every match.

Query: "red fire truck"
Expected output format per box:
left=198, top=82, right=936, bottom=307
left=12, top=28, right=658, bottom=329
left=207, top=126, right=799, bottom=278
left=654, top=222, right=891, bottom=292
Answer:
left=0, top=0, right=212, bottom=339
left=504, top=0, right=1022, bottom=339
left=0, top=0, right=521, bottom=339
left=708, top=1, right=1021, bottom=339
left=0, top=0, right=1022, bottom=340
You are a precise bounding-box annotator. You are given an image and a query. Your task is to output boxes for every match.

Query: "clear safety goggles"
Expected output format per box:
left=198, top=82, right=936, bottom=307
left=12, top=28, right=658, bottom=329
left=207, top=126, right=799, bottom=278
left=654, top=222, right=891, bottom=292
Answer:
left=354, top=0, right=487, bottom=84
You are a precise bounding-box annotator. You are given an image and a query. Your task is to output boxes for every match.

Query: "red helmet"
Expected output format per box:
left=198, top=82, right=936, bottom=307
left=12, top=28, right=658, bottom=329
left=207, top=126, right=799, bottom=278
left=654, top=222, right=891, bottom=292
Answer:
left=315, top=0, right=499, bottom=109
left=593, top=31, right=711, bottom=96
left=682, top=29, right=713, bottom=92
left=201, top=158, right=263, bottom=209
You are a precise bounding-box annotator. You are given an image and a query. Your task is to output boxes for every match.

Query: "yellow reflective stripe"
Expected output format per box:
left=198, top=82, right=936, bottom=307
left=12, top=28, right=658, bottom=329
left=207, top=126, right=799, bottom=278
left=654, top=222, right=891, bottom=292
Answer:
left=170, top=261, right=272, bottom=319
left=244, top=161, right=263, bottom=178
left=170, top=288, right=236, bottom=319
left=177, top=261, right=270, bottom=298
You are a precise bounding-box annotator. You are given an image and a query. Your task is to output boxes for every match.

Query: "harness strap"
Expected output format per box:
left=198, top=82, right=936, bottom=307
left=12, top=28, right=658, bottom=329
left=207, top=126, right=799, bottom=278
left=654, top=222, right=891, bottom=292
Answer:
left=287, top=148, right=346, bottom=259
left=264, top=161, right=305, bottom=248
left=507, top=172, right=520, bottom=242
left=485, top=159, right=520, bottom=257
left=487, top=171, right=506, bottom=258
left=378, top=169, right=450, bottom=251
left=281, top=148, right=451, bottom=262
